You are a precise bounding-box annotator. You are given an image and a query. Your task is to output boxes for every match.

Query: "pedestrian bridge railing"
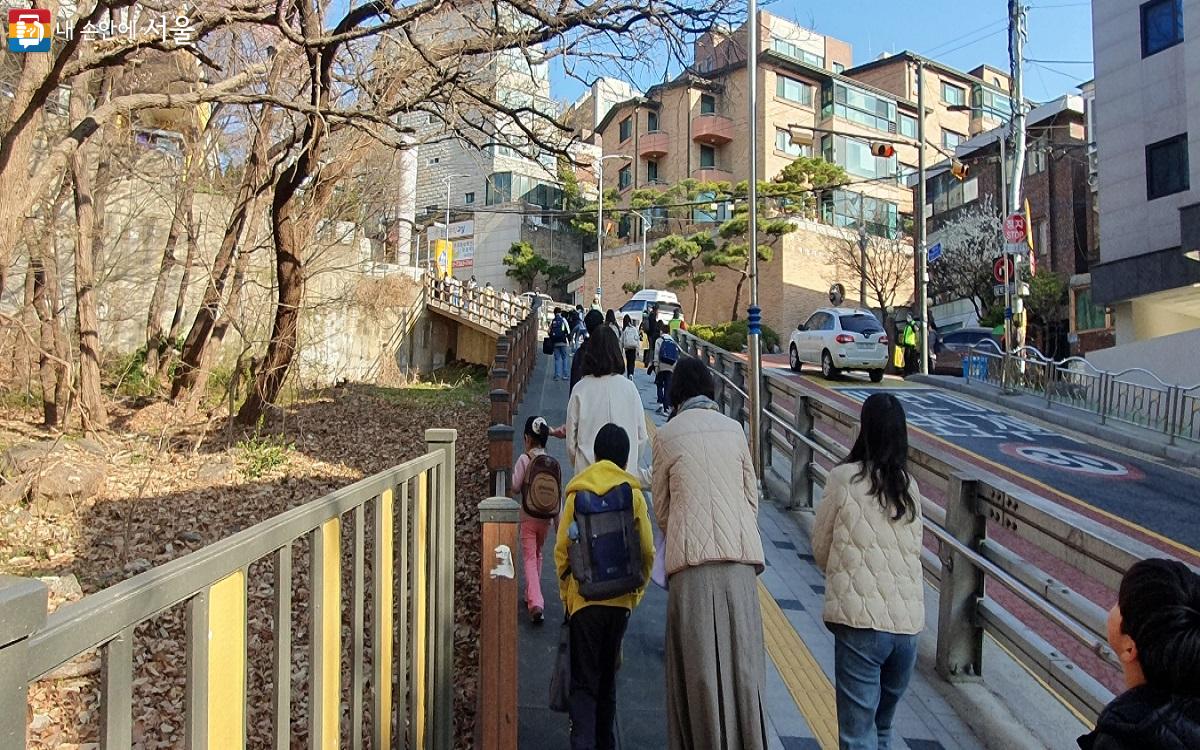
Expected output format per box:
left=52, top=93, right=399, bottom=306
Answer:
left=425, top=276, right=532, bottom=336
left=679, top=331, right=1167, bottom=723
left=0, top=430, right=459, bottom=750
left=963, top=342, right=1200, bottom=445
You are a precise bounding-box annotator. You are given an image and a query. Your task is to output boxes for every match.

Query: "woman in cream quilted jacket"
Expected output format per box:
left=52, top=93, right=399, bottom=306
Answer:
left=812, top=392, right=924, bottom=750
left=653, top=357, right=767, bottom=750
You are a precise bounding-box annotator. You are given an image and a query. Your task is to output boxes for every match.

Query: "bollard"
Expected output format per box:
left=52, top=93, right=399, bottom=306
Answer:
left=477, top=497, right=520, bottom=750
left=936, top=474, right=986, bottom=681
left=489, top=388, right=511, bottom=428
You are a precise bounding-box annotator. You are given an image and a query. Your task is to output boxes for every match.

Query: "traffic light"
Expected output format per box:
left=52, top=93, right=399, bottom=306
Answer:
left=950, top=159, right=969, bottom=181
left=870, top=143, right=896, bottom=158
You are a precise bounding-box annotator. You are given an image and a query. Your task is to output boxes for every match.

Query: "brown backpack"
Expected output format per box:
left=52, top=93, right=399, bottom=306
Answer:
left=522, top=453, right=562, bottom=519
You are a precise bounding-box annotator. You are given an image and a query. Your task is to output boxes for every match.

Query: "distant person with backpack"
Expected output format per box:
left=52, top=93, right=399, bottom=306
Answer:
left=512, top=416, right=562, bottom=624
left=643, top=304, right=660, bottom=368
left=653, top=322, right=679, bottom=415
left=549, top=309, right=570, bottom=381
left=569, top=310, right=606, bottom=393
left=653, top=357, right=767, bottom=749
left=620, top=314, right=640, bottom=379
left=555, top=423, right=654, bottom=749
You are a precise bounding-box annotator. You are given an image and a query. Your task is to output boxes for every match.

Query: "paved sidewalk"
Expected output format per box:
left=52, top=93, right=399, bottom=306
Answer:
left=514, top=353, right=989, bottom=749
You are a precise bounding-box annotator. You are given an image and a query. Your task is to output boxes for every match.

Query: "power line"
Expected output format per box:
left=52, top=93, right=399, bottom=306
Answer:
left=1025, top=58, right=1093, bottom=65
left=921, top=18, right=1007, bottom=57
left=924, top=27, right=1008, bottom=61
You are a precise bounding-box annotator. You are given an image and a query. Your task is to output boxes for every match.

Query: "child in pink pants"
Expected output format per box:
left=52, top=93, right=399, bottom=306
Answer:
left=512, top=416, right=557, bottom=623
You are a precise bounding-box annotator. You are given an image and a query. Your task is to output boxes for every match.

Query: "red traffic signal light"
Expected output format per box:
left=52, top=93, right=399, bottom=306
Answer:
left=870, top=143, right=896, bottom=158
left=950, top=159, right=969, bottom=180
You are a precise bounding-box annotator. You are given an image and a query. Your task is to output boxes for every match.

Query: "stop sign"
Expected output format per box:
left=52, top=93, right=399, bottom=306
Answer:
left=1003, top=213, right=1027, bottom=244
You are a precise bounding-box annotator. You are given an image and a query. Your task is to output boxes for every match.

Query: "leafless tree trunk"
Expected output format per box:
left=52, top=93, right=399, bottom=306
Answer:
left=31, top=222, right=68, bottom=427
left=189, top=240, right=253, bottom=403
left=145, top=178, right=196, bottom=374
left=69, top=71, right=107, bottom=432
left=158, top=203, right=199, bottom=379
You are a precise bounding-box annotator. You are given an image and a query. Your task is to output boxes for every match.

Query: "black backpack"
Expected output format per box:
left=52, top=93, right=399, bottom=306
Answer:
left=566, top=483, right=645, bottom=600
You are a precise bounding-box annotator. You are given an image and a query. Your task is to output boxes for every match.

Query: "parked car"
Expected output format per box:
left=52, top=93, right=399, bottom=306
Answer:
left=933, top=327, right=1003, bottom=375
left=618, top=289, right=683, bottom=328
left=789, top=308, right=889, bottom=381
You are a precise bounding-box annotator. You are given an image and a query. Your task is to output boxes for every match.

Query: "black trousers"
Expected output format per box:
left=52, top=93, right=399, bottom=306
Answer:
left=903, top=346, right=918, bottom=376
left=569, top=605, right=630, bottom=750
left=625, top=348, right=637, bottom=377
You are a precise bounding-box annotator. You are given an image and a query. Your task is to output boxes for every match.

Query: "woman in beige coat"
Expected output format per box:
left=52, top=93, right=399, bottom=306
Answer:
left=812, top=392, right=924, bottom=750
left=652, top=357, right=767, bottom=750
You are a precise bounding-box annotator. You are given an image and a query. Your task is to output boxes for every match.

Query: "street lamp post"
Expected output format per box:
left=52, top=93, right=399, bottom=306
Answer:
left=916, top=58, right=930, bottom=375
left=746, top=0, right=764, bottom=478
left=630, top=209, right=651, bottom=291
left=595, top=154, right=629, bottom=308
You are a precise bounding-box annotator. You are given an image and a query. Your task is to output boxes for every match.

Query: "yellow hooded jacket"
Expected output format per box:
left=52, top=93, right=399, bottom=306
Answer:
left=555, top=460, right=655, bottom=617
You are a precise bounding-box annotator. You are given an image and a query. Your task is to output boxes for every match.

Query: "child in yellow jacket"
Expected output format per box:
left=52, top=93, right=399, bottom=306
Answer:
left=555, top=422, right=654, bottom=748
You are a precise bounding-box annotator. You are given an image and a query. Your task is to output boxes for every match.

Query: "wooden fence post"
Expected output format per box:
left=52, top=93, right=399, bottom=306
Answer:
left=477, top=497, right=520, bottom=750
left=487, top=424, right=515, bottom=497
left=0, top=577, right=48, bottom=745
left=936, top=474, right=986, bottom=681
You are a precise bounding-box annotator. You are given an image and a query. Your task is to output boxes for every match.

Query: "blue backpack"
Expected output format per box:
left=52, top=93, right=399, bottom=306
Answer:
left=659, top=337, right=679, bottom=365
left=565, top=483, right=645, bottom=600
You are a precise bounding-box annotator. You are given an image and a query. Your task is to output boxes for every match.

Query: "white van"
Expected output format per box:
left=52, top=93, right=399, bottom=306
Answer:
left=618, top=289, right=683, bottom=328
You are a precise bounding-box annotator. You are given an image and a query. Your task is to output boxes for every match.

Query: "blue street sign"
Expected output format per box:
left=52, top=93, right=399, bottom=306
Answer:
left=1004, top=307, right=1013, bottom=320
left=927, top=242, right=942, bottom=263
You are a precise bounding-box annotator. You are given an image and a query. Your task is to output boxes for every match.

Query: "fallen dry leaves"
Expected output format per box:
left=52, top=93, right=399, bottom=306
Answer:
left=2, top=382, right=487, bottom=749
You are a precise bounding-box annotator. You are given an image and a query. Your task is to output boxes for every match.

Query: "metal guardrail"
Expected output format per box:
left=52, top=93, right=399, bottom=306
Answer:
left=678, top=331, right=1170, bottom=722
left=963, top=342, right=1200, bottom=445
left=0, top=432, right=460, bottom=750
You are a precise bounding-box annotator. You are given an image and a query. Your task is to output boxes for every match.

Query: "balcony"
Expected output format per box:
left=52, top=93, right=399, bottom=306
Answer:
left=692, top=113, right=735, bottom=145
left=691, top=167, right=734, bottom=183
left=640, top=130, right=670, bottom=158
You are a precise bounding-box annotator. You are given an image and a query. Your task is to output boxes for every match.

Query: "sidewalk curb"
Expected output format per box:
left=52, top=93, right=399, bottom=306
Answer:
left=910, top=375, right=1200, bottom=470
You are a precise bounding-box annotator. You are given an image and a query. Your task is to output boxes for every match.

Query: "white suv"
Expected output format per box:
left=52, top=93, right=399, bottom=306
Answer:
left=789, top=308, right=889, bottom=381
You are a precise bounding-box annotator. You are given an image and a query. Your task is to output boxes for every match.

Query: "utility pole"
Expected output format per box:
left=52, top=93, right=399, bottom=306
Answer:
left=916, top=58, right=929, bottom=374
left=597, top=159, right=605, bottom=307
left=1006, top=0, right=1029, bottom=362
left=746, top=0, right=764, bottom=478
left=858, top=195, right=868, bottom=308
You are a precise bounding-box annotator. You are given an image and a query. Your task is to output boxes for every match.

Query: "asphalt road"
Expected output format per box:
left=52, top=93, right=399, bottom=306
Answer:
left=770, top=364, right=1200, bottom=558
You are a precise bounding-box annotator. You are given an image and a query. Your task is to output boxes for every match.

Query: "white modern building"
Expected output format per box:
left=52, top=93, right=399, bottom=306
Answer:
left=1088, top=0, right=1200, bottom=381
left=562, top=77, right=641, bottom=144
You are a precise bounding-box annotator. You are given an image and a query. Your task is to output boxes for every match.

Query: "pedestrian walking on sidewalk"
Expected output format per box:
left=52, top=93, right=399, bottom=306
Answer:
left=569, top=310, right=606, bottom=393
left=556, top=424, right=654, bottom=750
left=550, top=309, right=570, bottom=381
left=621, top=314, right=640, bottom=379
left=652, top=322, right=678, bottom=415
left=605, top=308, right=620, bottom=340
left=1077, top=558, right=1200, bottom=750
left=812, top=392, right=925, bottom=750
left=653, top=357, right=767, bottom=750
left=512, top=416, right=561, bottom=623
left=566, top=327, right=648, bottom=476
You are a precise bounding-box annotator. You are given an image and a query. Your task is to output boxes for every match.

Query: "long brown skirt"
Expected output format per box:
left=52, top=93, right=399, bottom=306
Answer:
left=665, top=561, right=767, bottom=750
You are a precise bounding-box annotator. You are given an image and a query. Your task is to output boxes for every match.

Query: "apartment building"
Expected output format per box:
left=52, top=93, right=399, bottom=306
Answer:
left=1086, top=0, right=1199, bottom=382
left=593, top=11, right=917, bottom=240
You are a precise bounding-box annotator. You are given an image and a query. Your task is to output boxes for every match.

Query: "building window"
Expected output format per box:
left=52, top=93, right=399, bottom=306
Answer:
left=1146, top=133, right=1190, bottom=199
left=821, top=190, right=901, bottom=238
left=647, top=111, right=659, bottom=132
left=774, top=128, right=811, bottom=157
left=941, top=82, right=966, bottom=107
left=647, top=160, right=659, bottom=182
left=1141, top=0, right=1184, bottom=57
left=1026, top=138, right=1048, bottom=175
left=464, top=192, right=475, bottom=205
left=971, top=85, right=1013, bottom=120
left=700, top=94, right=716, bottom=114
left=899, top=113, right=917, bottom=139
left=1073, top=287, right=1108, bottom=331
left=832, top=62, right=845, bottom=74
left=619, top=116, right=632, bottom=142
left=1034, top=219, right=1049, bottom=259
left=775, top=74, right=814, bottom=106
left=941, top=129, right=965, bottom=150
left=618, top=164, right=632, bottom=189
left=822, top=81, right=898, bottom=134
left=770, top=37, right=824, bottom=68
left=427, top=156, right=440, bottom=166
left=825, top=134, right=897, bottom=180
left=700, top=144, right=716, bottom=168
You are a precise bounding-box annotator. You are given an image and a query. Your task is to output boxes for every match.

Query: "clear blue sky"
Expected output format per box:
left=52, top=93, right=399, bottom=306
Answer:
left=548, top=0, right=1094, bottom=105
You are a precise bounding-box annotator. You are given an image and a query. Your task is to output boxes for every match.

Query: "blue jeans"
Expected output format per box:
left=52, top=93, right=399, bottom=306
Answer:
left=830, top=624, right=918, bottom=750
left=655, top=370, right=672, bottom=406
left=554, top=344, right=569, bottom=379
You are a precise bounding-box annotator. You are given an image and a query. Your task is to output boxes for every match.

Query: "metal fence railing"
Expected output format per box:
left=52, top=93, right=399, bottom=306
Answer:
left=0, top=432, right=459, bottom=750
left=677, top=331, right=1171, bottom=722
left=961, top=343, right=1200, bottom=445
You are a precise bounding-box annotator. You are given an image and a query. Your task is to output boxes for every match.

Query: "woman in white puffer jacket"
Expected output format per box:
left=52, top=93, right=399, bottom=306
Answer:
left=812, top=392, right=925, bottom=750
